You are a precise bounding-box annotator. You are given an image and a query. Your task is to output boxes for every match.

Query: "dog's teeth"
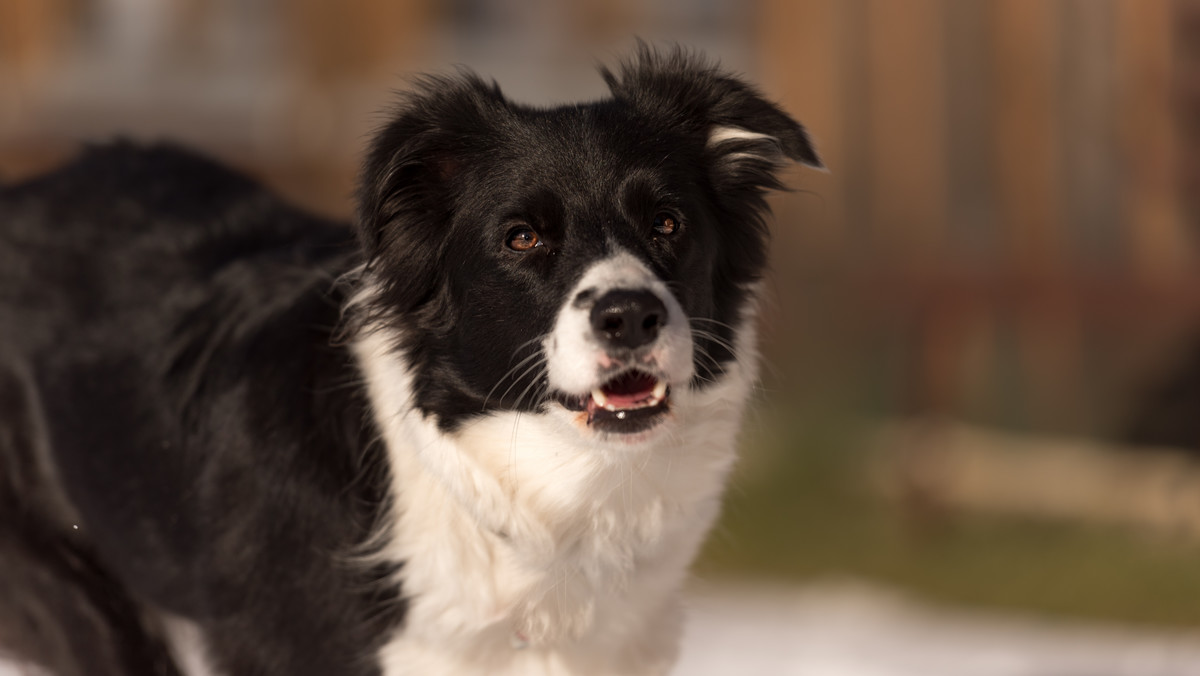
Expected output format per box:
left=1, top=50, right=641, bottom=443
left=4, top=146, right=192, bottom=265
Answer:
left=591, top=388, right=608, bottom=408
left=651, top=379, right=667, bottom=403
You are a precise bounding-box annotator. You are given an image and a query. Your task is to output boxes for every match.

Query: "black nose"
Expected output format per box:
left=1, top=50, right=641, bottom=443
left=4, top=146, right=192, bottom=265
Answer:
left=590, top=289, right=667, bottom=351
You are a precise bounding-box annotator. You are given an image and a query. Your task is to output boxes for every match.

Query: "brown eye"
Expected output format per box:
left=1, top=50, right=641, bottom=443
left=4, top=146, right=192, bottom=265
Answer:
left=653, top=212, right=680, bottom=236
left=506, top=227, right=541, bottom=252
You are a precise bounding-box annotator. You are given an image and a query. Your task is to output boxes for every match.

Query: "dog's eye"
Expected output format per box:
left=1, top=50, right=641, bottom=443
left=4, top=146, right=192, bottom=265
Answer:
left=506, top=227, right=542, bottom=252
left=653, top=212, right=680, bottom=236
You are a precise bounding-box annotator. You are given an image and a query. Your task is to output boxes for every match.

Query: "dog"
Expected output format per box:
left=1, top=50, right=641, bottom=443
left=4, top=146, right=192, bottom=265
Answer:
left=0, top=47, right=821, bottom=676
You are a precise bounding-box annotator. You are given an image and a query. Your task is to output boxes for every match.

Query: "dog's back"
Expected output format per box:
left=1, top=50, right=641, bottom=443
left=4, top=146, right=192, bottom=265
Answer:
left=0, top=145, right=403, bottom=675
left=0, top=144, right=249, bottom=675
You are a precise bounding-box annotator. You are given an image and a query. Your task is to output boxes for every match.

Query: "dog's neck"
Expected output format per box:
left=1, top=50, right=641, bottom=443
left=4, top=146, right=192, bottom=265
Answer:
left=350, top=320, right=755, bottom=674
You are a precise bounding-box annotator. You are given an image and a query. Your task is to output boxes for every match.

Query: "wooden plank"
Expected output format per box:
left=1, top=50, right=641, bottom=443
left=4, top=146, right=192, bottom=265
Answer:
left=864, top=0, right=948, bottom=260
left=1059, top=0, right=1121, bottom=262
left=1115, top=0, right=1187, bottom=276
left=1179, top=1, right=1200, bottom=238
left=281, top=0, right=436, bottom=85
left=944, top=0, right=999, bottom=258
left=753, top=0, right=849, bottom=261
left=990, top=0, right=1065, bottom=270
left=874, top=419, right=1200, bottom=537
left=0, top=0, right=68, bottom=78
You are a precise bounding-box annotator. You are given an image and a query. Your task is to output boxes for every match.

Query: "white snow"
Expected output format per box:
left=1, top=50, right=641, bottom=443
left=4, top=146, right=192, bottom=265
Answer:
left=675, top=581, right=1200, bottom=676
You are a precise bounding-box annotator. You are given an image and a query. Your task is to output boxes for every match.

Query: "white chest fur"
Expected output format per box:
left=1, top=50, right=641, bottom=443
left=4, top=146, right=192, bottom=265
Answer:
left=352, top=326, right=755, bottom=676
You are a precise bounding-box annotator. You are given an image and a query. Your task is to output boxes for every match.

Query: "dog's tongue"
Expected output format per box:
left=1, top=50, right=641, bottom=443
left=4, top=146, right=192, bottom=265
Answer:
left=596, top=371, right=659, bottom=409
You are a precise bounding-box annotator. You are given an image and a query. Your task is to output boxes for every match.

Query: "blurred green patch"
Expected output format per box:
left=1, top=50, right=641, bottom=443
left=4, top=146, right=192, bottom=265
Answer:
left=695, top=400, right=1200, bottom=627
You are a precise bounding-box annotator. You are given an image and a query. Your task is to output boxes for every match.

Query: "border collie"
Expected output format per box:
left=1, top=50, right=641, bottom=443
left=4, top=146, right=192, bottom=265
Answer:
left=0, top=47, right=821, bottom=676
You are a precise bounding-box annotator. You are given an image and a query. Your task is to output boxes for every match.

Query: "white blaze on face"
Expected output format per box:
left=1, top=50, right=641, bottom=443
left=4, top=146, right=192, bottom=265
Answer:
left=543, top=252, right=694, bottom=395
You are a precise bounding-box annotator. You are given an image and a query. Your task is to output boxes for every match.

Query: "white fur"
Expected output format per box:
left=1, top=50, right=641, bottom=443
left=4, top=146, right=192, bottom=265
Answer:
left=544, top=251, right=693, bottom=397
left=161, top=614, right=217, bottom=676
left=352, top=262, right=761, bottom=675
left=708, top=125, right=826, bottom=171
left=707, top=125, right=783, bottom=166
left=707, top=126, right=777, bottom=147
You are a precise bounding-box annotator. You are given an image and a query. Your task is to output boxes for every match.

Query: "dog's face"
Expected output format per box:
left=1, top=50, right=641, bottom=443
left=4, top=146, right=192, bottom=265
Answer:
left=355, top=49, right=820, bottom=443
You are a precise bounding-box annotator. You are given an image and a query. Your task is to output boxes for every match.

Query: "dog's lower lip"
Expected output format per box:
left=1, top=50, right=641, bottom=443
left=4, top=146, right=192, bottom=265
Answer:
left=591, top=373, right=668, bottom=411
left=555, top=371, right=672, bottom=433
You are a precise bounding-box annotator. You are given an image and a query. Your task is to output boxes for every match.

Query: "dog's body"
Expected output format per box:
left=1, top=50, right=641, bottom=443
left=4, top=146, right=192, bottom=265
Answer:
left=0, top=49, right=819, bottom=675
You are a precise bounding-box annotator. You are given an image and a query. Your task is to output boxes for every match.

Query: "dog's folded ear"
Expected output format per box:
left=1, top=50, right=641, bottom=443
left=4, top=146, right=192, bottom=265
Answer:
left=356, top=72, right=506, bottom=315
left=601, top=45, right=823, bottom=193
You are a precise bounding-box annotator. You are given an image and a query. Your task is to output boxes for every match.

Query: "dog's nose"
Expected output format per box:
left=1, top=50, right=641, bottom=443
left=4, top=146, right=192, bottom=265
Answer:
left=590, top=289, right=667, bottom=351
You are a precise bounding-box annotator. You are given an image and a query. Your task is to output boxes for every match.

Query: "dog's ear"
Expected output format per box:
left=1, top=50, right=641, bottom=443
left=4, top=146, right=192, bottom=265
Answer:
left=356, top=72, right=507, bottom=316
left=601, top=45, right=823, bottom=193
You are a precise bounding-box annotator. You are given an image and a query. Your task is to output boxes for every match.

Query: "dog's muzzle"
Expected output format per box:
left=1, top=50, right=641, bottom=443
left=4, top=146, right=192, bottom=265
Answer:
left=545, top=253, right=695, bottom=438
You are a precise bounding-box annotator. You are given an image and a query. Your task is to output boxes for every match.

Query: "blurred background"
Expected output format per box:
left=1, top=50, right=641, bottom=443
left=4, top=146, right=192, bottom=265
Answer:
left=4, top=0, right=1200, bottom=673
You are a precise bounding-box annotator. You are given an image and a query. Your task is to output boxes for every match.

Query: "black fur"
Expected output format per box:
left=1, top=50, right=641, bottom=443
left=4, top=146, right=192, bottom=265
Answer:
left=0, top=47, right=815, bottom=674
left=0, top=145, right=403, bottom=675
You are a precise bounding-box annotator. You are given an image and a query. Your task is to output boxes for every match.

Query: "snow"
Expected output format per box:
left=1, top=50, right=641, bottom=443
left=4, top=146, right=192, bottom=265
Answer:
left=676, top=582, right=1200, bottom=676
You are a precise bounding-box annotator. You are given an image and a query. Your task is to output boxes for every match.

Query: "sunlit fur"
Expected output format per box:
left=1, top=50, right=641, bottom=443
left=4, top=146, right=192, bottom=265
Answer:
left=355, top=307, right=757, bottom=675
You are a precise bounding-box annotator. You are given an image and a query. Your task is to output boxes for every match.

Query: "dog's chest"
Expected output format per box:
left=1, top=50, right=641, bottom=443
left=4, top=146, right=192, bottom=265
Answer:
left=374, top=413, right=738, bottom=675
left=352, top=330, right=752, bottom=674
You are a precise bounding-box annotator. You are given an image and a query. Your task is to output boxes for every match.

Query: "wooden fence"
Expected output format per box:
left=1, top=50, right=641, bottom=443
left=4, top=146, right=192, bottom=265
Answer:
left=756, top=0, right=1198, bottom=432
left=1, top=0, right=1196, bottom=433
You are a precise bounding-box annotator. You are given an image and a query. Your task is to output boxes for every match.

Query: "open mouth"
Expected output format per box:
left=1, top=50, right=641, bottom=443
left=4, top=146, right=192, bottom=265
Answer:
left=556, top=370, right=671, bottom=434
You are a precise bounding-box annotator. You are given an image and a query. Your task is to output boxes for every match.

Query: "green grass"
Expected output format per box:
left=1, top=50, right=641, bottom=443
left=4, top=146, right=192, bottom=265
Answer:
left=695, top=401, right=1200, bottom=627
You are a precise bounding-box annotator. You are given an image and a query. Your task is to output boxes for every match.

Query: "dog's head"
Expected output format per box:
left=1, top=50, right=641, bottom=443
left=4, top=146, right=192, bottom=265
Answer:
left=355, top=47, right=821, bottom=443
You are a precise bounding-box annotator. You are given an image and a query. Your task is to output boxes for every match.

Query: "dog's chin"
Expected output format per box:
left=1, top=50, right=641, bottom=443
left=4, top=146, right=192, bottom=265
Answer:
left=552, top=369, right=674, bottom=443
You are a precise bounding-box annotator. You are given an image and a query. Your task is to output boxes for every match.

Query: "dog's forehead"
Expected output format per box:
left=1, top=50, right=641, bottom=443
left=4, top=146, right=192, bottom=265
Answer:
left=483, top=103, right=697, bottom=203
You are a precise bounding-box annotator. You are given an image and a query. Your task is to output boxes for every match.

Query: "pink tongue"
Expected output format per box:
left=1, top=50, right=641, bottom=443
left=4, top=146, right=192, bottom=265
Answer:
left=602, top=372, right=658, bottom=408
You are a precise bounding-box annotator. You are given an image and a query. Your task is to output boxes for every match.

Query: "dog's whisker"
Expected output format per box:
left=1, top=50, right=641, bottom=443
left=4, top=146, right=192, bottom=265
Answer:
left=511, top=371, right=549, bottom=413
left=689, top=328, right=740, bottom=357
left=484, top=349, right=546, bottom=408
left=691, top=348, right=722, bottom=385
left=506, top=359, right=548, bottom=411
left=688, top=316, right=739, bottom=333
left=691, top=336, right=741, bottom=366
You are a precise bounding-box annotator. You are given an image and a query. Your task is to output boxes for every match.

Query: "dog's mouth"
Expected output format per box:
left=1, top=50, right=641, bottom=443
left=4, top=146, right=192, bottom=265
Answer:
left=555, top=370, right=671, bottom=434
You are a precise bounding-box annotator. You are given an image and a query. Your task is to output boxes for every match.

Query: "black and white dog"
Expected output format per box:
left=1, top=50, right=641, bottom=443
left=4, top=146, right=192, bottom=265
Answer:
left=0, top=48, right=820, bottom=675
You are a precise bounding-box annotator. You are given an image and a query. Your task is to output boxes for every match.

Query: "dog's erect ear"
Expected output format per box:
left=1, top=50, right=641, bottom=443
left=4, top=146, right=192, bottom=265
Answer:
left=601, top=45, right=823, bottom=191
left=356, top=72, right=507, bottom=315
